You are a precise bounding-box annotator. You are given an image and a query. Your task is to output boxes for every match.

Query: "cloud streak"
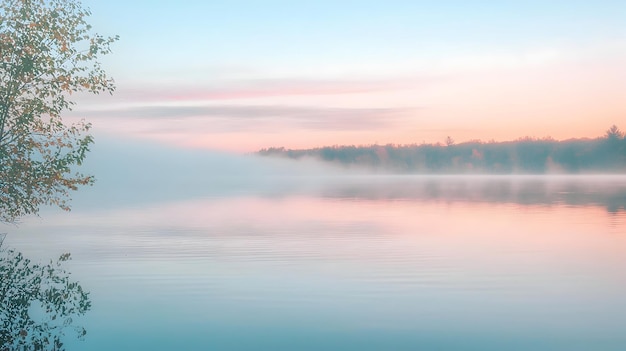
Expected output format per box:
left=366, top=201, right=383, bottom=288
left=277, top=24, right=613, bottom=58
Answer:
left=163, top=78, right=429, bottom=101
left=81, top=105, right=417, bottom=133
left=75, top=76, right=438, bottom=106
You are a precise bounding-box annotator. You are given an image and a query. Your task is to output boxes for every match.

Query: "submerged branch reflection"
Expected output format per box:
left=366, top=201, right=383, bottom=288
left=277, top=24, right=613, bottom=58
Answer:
left=0, top=242, right=91, bottom=351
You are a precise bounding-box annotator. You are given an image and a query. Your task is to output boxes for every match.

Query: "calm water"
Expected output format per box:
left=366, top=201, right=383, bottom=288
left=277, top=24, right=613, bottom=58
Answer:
left=4, top=175, right=626, bottom=351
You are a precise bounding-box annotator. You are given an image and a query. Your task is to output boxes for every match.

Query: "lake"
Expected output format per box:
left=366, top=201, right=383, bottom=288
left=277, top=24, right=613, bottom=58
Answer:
left=4, top=174, right=626, bottom=351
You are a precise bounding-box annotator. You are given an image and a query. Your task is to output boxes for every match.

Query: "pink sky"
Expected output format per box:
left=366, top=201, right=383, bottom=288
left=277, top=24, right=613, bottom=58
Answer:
left=64, top=1, right=626, bottom=152
left=70, top=42, right=626, bottom=152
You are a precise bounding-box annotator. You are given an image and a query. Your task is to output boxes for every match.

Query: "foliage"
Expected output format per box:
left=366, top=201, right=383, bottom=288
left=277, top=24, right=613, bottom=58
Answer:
left=259, top=125, right=626, bottom=174
left=0, top=244, right=91, bottom=351
left=605, top=125, right=624, bottom=140
left=0, top=0, right=118, bottom=223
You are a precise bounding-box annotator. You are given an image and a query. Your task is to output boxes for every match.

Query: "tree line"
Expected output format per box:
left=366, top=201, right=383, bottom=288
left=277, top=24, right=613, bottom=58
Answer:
left=259, top=125, right=626, bottom=173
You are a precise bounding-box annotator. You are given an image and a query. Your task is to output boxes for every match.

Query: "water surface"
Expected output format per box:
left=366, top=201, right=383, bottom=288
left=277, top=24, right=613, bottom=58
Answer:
left=5, top=175, right=626, bottom=351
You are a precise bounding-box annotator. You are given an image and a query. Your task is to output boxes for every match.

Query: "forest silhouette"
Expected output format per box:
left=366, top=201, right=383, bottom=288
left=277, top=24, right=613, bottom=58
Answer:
left=259, top=125, right=626, bottom=173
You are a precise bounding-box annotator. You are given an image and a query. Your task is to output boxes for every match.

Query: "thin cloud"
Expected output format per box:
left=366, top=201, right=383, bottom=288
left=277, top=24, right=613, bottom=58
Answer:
left=83, top=105, right=417, bottom=132
left=75, top=76, right=439, bottom=105
left=164, top=78, right=430, bottom=101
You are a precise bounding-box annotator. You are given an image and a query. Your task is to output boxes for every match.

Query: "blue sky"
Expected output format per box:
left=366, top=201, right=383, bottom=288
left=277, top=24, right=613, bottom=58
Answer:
left=75, top=0, right=626, bottom=151
left=86, top=0, right=625, bottom=77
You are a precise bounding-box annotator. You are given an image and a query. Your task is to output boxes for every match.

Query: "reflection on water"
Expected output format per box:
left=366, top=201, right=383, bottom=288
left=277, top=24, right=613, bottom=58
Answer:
left=315, top=175, right=626, bottom=214
left=5, top=176, right=626, bottom=351
left=0, top=243, right=90, bottom=351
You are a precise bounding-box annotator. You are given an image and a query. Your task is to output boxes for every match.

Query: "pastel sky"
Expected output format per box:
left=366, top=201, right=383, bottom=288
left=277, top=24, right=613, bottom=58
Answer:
left=72, top=0, right=626, bottom=152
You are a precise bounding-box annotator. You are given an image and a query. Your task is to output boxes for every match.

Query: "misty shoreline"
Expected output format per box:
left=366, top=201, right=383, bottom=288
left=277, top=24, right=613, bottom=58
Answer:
left=258, top=126, right=626, bottom=174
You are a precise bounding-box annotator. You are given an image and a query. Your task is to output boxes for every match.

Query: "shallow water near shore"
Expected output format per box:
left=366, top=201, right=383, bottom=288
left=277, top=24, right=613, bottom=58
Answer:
left=5, top=175, right=626, bottom=351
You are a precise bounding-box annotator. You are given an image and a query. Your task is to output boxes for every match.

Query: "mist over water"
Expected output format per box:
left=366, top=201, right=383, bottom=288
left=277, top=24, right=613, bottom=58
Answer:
left=5, top=140, right=626, bottom=351
left=66, top=137, right=346, bottom=209
left=60, top=138, right=626, bottom=213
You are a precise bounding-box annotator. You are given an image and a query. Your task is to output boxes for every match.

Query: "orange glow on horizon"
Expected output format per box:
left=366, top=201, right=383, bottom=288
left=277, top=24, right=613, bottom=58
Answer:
left=83, top=54, right=625, bottom=153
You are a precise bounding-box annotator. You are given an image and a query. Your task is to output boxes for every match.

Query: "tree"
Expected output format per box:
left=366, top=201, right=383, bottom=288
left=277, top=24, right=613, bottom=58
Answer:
left=0, top=0, right=118, bottom=224
left=0, top=244, right=91, bottom=351
left=605, top=125, right=624, bottom=141
left=445, top=136, right=455, bottom=147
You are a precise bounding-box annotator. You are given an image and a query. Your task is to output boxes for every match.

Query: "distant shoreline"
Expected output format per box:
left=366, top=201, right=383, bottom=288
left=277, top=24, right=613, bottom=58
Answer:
left=259, top=126, right=626, bottom=174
